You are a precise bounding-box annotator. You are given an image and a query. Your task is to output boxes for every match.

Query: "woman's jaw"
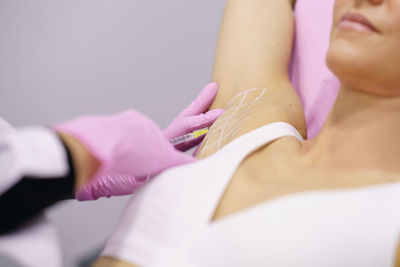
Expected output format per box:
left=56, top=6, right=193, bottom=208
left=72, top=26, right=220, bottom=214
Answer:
left=326, top=0, right=400, bottom=97
left=298, top=0, right=400, bottom=173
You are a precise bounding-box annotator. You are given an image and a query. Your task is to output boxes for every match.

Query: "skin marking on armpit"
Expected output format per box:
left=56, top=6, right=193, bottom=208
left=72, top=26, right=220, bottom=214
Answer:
left=198, top=87, right=267, bottom=157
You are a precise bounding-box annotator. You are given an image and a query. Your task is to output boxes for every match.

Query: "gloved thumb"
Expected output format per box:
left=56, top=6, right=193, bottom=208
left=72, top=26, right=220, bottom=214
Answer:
left=169, top=150, right=197, bottom=167
left=164, top=108, right=224, bottom=141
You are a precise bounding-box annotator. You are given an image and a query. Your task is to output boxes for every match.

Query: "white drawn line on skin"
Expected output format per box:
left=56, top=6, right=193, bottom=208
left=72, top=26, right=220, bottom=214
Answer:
left=204, top=115, right=251, bottom=150
left=217, top=88, right=265, bottom=143
left=214, top=103, right=255, bottom=124
left=221, top=112, right=252, bottom=138
left=203, top=88, right=266, bottom=152
left=200, top=87, right=267, bottom=154
left=225, top=87, right=267, bottom=109
left=209, top=87, right=267, bottom=126
left=217, top=105, right=252, bottom=139
left=223, top=116, right=252, bottom=143
left=216, top=87, right=263, bottom=149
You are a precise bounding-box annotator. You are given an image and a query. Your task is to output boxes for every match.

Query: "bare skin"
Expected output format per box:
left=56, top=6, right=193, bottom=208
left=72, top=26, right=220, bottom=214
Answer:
left=94, top=0, right=400, bottom=266
left=57, top=132, right=101, bottom=191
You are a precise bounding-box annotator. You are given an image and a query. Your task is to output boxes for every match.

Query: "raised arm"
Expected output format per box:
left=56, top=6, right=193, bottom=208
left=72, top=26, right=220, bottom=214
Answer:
left=211, top=0, right=297, bottom=106
left=197, top=0, right=306, bottom=158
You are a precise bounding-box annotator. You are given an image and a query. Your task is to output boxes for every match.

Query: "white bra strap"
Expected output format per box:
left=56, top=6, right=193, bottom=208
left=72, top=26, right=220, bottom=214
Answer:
left=187, top=122, right=303, bottom=228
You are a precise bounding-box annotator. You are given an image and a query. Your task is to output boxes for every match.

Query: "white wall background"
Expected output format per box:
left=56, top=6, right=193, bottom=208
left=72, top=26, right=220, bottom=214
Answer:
left=0, top=1, right=225, bottom=266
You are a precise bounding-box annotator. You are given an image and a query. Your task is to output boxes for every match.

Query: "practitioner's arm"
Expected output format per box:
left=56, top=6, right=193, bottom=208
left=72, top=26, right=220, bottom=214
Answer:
left=197, top=0, right=306, bottom=158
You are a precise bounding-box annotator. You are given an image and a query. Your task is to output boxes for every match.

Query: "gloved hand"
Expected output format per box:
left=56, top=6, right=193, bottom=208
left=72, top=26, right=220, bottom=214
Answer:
left=163, top=82, right=222, bottom=152
left=53, top=83, right=223, bottom=201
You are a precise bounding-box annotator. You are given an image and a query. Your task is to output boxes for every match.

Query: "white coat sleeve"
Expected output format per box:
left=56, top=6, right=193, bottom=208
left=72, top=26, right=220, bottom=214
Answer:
left=0, top=118, right=65, bottom=267
left=0, top=126, right=70, bottom=195
left=0, top=214, right=63, bottom=267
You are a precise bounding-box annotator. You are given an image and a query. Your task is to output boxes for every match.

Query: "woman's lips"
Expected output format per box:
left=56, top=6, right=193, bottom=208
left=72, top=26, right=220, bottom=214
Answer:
left=339, top=12, right=380, bottom=34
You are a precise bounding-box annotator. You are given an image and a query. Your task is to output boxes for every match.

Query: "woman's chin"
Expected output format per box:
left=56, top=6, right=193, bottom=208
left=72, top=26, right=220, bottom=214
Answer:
left=327, top=44, right=376, bottom=87
left=327, top=51, right=400, bottom=97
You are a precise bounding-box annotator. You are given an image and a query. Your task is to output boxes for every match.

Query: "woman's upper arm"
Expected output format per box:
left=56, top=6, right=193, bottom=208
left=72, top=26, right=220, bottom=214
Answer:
left=210, top=0, right=297, bottom=107
left=198, top=0, right=306, bottom=158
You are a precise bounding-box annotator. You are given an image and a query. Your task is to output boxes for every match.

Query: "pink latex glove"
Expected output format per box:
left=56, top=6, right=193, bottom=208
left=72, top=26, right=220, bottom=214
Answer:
left=53, top=83, right=223, bottom=201
left=163, top=82, right=222, bottom=152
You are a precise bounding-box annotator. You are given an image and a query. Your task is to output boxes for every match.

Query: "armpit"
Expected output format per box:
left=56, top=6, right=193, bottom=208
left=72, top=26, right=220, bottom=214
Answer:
left=196, top=82, right=306, bottom=159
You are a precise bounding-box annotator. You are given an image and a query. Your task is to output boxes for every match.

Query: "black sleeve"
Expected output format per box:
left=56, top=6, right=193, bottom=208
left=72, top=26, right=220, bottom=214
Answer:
left=0, top=139, right=76, bottom=235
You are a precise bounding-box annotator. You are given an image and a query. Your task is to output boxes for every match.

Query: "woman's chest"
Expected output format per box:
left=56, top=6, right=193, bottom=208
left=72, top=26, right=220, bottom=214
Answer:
left=190, top=183, right=400, bottom=267
left=211, top=144, right=400, bottom=221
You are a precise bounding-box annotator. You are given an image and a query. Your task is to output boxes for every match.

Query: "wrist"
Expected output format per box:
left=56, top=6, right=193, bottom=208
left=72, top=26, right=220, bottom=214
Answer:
left=57, top=132, right=101, bottom=191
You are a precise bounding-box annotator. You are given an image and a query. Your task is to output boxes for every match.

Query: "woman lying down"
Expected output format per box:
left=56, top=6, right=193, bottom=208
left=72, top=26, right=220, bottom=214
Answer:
left=94, top=0, right=400, bottom=266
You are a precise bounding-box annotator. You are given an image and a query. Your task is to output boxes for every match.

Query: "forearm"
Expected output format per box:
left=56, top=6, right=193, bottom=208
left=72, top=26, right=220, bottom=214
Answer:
left=57, top=132, right=100, bottom=191
left=0, top=128, right=75, bottom=233
left=210, top=0, right=296, bottom=109
left=0, top=126, right=103, bottom=234
left=92, top=257, right=138, bottom=267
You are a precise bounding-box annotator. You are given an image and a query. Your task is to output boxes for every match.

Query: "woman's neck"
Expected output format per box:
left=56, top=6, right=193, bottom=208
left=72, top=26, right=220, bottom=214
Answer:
left=301, top=85, right=400, bottom=173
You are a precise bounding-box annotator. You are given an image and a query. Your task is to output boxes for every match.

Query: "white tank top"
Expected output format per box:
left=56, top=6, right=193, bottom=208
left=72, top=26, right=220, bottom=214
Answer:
left=103, top=122, right=400, bottom=267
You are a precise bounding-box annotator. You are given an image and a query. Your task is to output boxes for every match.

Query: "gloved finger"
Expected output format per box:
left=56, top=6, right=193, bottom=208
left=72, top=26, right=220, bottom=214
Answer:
left=184, top=108, right=224, bottom=132
left=76, top=185, right=95, bottom=201
left=76, top=178, right=108, bottom=201
left=76, top=172, right=148, bottom=201
left=164, top=108, right=224, bottom=140
left=174, top=134, right=206, bottom=152
left=192, top=143, right=202, bottom=157
left=170, top=150, right=197, bottom=167
left=178, top=82, right=219, bottom=117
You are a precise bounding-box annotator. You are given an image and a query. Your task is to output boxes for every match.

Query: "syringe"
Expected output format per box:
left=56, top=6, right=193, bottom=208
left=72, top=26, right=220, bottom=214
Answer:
left=170, top=128, right=209, bottom=146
